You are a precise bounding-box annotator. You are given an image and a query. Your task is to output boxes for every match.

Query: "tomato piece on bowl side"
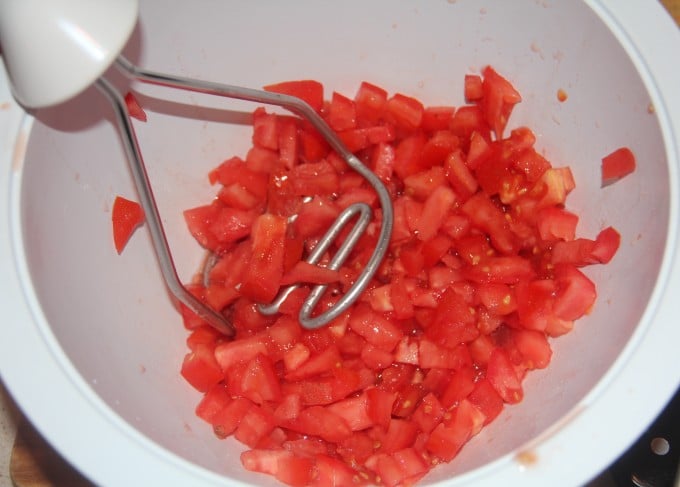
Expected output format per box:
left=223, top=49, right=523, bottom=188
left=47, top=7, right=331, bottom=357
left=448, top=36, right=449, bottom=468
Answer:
left=601, top=147, right=636, bottom=187
left=124, top=92, right=147, bottom=122
left=111, top=195, right=145, bottom=254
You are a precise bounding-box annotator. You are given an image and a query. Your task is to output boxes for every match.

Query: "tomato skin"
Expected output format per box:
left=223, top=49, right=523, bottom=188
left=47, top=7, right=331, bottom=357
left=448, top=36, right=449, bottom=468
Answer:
left=111, top=196, right=145, bottom=254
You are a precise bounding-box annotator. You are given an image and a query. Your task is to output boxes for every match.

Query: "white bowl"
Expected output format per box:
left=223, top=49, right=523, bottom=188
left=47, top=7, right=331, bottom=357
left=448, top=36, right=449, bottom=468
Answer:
left=1, top=1, right=680, bottom=486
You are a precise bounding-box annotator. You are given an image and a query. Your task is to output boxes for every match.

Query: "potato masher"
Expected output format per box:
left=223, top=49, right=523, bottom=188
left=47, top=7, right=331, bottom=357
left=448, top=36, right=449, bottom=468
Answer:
left=0, top=0, right=393, bottom=337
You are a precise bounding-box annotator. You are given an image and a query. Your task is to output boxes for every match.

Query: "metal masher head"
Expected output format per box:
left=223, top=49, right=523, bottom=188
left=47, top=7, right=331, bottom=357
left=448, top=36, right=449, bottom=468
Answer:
left=97, top=57, right=394, bottom=337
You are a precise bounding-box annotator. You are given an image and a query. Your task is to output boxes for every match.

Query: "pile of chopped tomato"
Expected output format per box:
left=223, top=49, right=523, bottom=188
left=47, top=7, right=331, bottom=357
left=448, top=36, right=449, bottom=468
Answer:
left=178, top=66, right=621, bottom=487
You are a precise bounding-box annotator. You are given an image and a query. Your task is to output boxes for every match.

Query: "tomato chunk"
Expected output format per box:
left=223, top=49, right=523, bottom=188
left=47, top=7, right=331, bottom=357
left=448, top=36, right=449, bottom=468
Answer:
left=111, top=196, right=145, bottom=254
left=602, top=147, right=636, bottom=187
left=124, top=92, right=147, bottom=122
left=264, top=80, right=324, bottom=112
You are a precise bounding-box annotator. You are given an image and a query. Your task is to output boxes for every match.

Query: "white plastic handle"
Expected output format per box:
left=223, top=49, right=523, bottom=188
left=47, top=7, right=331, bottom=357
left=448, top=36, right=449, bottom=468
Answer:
left=0, top=0, right=138, bottom=109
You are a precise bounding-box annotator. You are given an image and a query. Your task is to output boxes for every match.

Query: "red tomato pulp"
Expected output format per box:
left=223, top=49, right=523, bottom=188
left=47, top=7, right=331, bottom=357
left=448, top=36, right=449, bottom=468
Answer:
left=178, top=67, right=622, bottom=487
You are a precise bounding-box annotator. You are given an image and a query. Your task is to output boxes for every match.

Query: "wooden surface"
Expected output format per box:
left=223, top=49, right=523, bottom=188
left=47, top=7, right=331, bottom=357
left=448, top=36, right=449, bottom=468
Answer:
left=10, top=421, right=91, bottom=487
left=7, top=2, right=679, bottom=486
left=665, top=0, right=680, bottom=23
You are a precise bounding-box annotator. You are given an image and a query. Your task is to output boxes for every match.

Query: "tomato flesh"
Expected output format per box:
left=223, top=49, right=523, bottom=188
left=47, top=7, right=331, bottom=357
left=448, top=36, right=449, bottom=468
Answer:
left=177, top=68, right=621, bottom=486
left=601, top=147, right=636, bottom=187
left=111, top=196, right=145, bottom=254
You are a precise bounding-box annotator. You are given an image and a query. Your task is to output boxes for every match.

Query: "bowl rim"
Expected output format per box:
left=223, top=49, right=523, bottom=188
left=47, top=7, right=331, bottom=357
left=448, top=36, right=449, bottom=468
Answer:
left=1, top=1, right=679, bottom=485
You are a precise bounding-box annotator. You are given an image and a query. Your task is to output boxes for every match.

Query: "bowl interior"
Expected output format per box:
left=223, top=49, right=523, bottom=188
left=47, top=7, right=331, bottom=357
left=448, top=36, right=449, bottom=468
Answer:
left=16, top=0, right=670, bottom=484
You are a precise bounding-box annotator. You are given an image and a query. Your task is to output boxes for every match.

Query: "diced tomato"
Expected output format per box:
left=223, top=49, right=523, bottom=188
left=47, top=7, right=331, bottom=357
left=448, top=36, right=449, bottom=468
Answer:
left=511, top=328, right=552, bottom=370
left=264, top=80, right=324, bottom=112
left=403, top=166, right=447, bottom=201
left=349, top=303, right=403, bottom=352
left=367, top=387, right=397, bottom=430
left=281, top=261, right=340, bottom=286
left=461, top=192, right=517, bottom=254
left=178, top=69, right=621, bottom=486
left=239, top=354, right=282, bottom=404
left=124, top=92, right=147, bottom=122
left=420, top=130, right=460, bottom=168
left=327, top=91, right=357, bottom=131
left=252, top=107, right=279, bottom=150
left=446, top=149, right=479, bottom=200
left=393, top=133, right=427, bottom=179
left=418, top=340, right=471, bottom=370
left=591, top=226, right=621, bottom=264
left=467, top=378, right=504, bottom=425
left=239, top=214, right=287, bottom=303
left=234, top=405, right=276, bottom=447
left=486, top=348, right=523, bottom=404
left=195, top=383, right=231, bottom=424
left=601, top=147, right=636, bottom=187
left=464, top=74, right=484, bottom=102
left=242, top=449, right=305, bottom=486
left=208, top=207, right=258, bottom=245
left=480, top=66, right=522, bottom=139
left=111, top=196, right=145, bottom=254
left=287, top=406, right=353, bottom=443
left=385, top=93, right=424, bottom=131
left=411, top=392, right=445, bottom=434
left=415, top=185, right=457, bottom=241
left=425, top=288, right=478, bottom=348
left=355, top=81, right=388, bottom=125
left=440, top=366, right=476, bottom=408
left=537, top=207, right=579, bottom=242
left=180, top=344, right=223, bottom=392
left=552, top=264, right=597, bottom=321
left=450, top=105, right=489, bottom=140
left=425, top=419, right=471, bottom=462
left=313, top=455, right=359, bottom=487
left=274, top=454, right=316, bottom=486
left=422, top=106, right=456, bottom=132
